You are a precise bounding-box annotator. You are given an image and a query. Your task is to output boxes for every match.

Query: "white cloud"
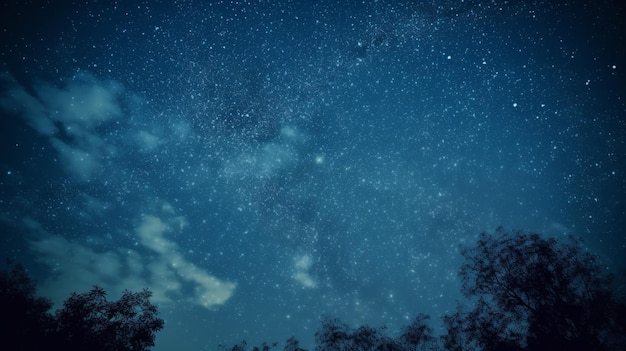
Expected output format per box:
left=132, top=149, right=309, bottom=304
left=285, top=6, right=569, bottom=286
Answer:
left=136, top=215, right=178, bottom=254
left=279, top=125, right=308, bottom=143
left=0, top=73, right=57, bottom=135
left=79, top=192, right=110, bottom=217
left=171, top=119, right=191, bottom=140
left=221, top=125, right=306, bottom=179
left=222, top=142, right=296, bottom=179
left=295, top=254, right=313, bottom=270
left=135, top=130, right=160, bottom=151
left=22, top=213, right=236, bottom=310
left=23, top=217, right=147, bottom=307
left=257, top=142, right=297, bottom=178
left=0, top=71, right=121, bottom=182
left=294, top=271, right=317, bottom=288
left=136, top=215, right=236, bottom=307
left=293, top=254, right=317, bottom=288
left=35, top=72, right=122, bottom=128
left=145, top=260, right=182, bottom=304
left=50, top=137, right=102, bottom=181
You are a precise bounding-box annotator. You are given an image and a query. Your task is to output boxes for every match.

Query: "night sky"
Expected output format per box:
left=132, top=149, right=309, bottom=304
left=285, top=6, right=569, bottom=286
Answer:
left=1, top=1, right=625, bottom=350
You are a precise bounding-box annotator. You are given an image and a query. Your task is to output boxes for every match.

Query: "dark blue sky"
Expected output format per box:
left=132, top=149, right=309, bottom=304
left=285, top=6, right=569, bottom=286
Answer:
left=1, top=1, right=624, bottom=350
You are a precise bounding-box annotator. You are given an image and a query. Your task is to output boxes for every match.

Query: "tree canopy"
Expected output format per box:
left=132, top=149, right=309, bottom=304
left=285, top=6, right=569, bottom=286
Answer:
left=0, top=263, right=55, bottom=351
left=314, top=314, right=436, bottom=351
left=0, top=262, right=164, bottom=351
left=442, top=227, right=626, bottom=351
left=220, top=228, right=626, bottom=351
left=4, top=228, right=625, bottom=351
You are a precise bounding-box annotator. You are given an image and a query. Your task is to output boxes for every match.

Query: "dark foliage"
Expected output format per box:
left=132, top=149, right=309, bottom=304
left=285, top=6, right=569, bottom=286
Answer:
left=216, top=228, right=626, bottom=351
left=220, top=336, right=310, bottom=351
left=55, top=286, right=164, bottom=351
left=0, top=262, right=55, bottom=351
left=398, top=315, right=438, bottom=351
left=314, top=317, right=387, bottom=351
left=284, top=336, right=308, bottom=351
left=0, top=262, right=164, bottom=351
left=5, top=227, right=625, bottom=351
left=219, top=340, right=279, bottom=351
left=442, top=227, right=626, bottom=351
left=314, top=316, right=435, bottom=351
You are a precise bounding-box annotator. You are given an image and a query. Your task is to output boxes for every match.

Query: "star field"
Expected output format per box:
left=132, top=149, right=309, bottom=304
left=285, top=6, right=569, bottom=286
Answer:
left=1, top=1, right=624, bottom=350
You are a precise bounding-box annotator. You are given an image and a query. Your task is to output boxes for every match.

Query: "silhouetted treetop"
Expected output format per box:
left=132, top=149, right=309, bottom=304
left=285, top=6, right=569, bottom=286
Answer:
left=6, top=225, right=625, bottom=351
left=284, top=336, right=308, bottom=351
left=0, top=262, right=164, bottom=351
left=0, top=262, right=55, bottom=350
left=398, top=314, right=437, bottom=351
left=55, top=286, right=164, bottom=351
left=219, top=340, right=279, bottom=351
left=218, top=228, right=625, bottom=351
left=314, top=315, right=436, bottom=351
left=443, top=228, right=626, bottom=351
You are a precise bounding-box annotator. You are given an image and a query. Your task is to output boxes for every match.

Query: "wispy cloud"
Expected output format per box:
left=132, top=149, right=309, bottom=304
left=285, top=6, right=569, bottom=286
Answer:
left=135, top=130, right=161, bottom=152
left=0, top=72, right=57, bottom=136
left=22, top=212, right=236, bottom=310
left=23, top=217, right=148, bottom=307
left=136, top=215, right=236, bottom=308
left=222, top=126, right=307, bottom=179
left=35, top=75, right=122, bottom=128
left=293, top=253, right=317, bottom=288
left=2, top=70, right=237, bottom=309
left=0, top=71, right=122, bottom=181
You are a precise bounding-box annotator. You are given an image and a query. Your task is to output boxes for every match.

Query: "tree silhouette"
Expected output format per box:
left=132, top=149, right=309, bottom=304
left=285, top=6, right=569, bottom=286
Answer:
left=219, top=340, right=279, bottom=351
left=0, top=262, right=55, bottom=351
left=442, top=227, right=626, bottom=351
left=398, top=314, right=437, bottom=351
left=314, top=316, right=413, bottom=351
left=214, top=228, right=625, bottom=351
left=55, top=286, right=164, bottom=351
left=214, top=228, right=626, bottom=351
left=314, top=317, right=356, bottom=351
left=0, top=262, right=164, bottom=351
left=284, top=336, right=308, bottom=351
